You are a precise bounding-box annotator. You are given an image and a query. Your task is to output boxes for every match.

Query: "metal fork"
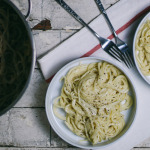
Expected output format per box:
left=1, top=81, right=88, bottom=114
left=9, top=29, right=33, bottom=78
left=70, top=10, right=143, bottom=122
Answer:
left=55, top=0, right=126, bottom=63
left=95, top=0, right=134, bottom=68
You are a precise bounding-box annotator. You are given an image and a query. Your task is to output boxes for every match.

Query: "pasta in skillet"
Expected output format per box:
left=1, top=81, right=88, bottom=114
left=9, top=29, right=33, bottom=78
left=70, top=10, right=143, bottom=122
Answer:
left=53, top=62, right=133, bottom=144
left=135, top=20, right=150, bottom=75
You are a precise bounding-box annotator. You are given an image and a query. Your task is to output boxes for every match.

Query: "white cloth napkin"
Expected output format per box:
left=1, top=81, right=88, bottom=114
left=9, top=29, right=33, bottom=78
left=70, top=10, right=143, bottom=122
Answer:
left=38, top=0, right=150, bottom=149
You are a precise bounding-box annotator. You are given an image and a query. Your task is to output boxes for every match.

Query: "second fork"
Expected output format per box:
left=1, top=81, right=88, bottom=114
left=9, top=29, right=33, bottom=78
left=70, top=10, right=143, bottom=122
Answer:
left=95, top=0, right=134, bottom=68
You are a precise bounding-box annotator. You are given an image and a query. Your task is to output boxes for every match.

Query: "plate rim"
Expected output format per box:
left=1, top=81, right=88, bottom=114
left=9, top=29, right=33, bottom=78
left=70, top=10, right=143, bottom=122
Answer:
left=133, top=12, right=150, bottom=84
left=45, top=56, right=137, bottom=149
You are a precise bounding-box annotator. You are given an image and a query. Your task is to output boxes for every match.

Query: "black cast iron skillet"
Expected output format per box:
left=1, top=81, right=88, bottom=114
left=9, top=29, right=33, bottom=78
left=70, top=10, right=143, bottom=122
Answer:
left=0, top=0, right=35, bottom=116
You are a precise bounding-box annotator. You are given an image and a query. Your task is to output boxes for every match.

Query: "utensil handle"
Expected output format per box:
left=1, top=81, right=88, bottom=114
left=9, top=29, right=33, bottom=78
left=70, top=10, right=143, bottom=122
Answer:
left=95, top=0, right=118, bottom=37
left=25, top=0, right=32, bottom=19
left=55, top=0, right=101, bottom=40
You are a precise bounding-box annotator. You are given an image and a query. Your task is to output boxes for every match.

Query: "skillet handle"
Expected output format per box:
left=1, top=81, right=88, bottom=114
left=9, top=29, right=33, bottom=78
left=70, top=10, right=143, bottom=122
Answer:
left=25, top=0, right=32, bottom=19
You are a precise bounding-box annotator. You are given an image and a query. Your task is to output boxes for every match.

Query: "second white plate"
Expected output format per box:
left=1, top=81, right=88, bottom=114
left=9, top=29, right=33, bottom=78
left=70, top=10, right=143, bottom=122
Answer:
left=133, top=12, right=150, bottom=84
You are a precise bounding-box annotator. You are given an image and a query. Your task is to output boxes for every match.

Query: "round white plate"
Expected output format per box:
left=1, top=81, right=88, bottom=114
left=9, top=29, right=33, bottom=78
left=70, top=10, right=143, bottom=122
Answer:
left=133, top=12, right=150, bottom=84
left=45, top=57, right=137, bottom=149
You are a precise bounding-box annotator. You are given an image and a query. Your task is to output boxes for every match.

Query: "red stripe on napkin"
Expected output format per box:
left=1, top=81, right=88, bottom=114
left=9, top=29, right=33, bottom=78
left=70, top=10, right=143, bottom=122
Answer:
left=46, top=75, right=54, bottom=83
left=81, top=44, right=101, bottom=57
left=46, top=6, right=150, bottom=83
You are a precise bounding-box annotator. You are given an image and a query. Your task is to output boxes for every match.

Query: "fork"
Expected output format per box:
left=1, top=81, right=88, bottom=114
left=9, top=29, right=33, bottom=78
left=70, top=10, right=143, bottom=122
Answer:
left=55, top=0, right=126, bottom=63
left=95, top=0, right=134, bottom=68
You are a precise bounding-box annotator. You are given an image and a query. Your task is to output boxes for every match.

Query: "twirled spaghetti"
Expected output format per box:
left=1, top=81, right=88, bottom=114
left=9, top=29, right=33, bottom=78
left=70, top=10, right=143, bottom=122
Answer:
left=53, top=62, right=132, bottom=144
left=0, top=2, right=32, bottom=111
left=135, top=19, right=150, bottom=75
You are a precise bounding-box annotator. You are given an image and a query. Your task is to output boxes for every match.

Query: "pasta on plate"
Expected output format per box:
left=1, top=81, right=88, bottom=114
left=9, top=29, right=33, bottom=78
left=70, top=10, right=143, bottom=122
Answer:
left=135, top=20, right=150, bottom=75
left=53, top=62, right=133, bottom=144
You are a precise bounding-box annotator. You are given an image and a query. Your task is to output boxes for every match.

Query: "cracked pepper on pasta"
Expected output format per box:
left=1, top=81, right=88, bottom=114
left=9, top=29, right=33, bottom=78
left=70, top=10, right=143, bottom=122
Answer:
left=135, top=20, right=150, bottom=75
left=53, top=62, right=133, bottom=144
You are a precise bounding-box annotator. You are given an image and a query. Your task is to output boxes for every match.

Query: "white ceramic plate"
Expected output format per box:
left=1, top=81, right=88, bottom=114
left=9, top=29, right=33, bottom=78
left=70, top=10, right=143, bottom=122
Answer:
left=133, top=12, right=150, bottom=84
left=45, top=57, right=137, bottom=149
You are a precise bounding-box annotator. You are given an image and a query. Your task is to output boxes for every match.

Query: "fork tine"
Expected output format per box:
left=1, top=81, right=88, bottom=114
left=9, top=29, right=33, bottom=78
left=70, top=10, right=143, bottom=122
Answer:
left=112, top=45, right=123, bottom=56
left=112, top=45, right=132, bottom=68
left=110, top=45, right=125, bottom=61
left=124, top=52, right=132, bottom=67
left=110, top=48, right=121, bottom=57
left=125, top=52, right=134, bottom=67
left=108, top=48, right=122, bottom=62
left=106, top=50, right=121, bottom=62
left=122, top=53, right=130, bottom=68
left=109, top=44, right=132, bottom=68
left=111, top=46, right=130, bottom=64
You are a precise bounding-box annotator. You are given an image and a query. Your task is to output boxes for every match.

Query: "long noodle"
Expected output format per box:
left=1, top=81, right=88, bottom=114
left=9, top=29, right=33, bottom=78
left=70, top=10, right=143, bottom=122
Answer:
left=0, top=1, right=32, bottom=111
left=135, top=20, right=150, bottom=75
left=53, top=62, right=133, bottom=144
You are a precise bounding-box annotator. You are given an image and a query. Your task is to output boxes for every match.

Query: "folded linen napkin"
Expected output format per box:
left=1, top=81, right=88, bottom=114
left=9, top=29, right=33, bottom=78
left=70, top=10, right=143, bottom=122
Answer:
left=38, top=0, right=150, bottom=149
